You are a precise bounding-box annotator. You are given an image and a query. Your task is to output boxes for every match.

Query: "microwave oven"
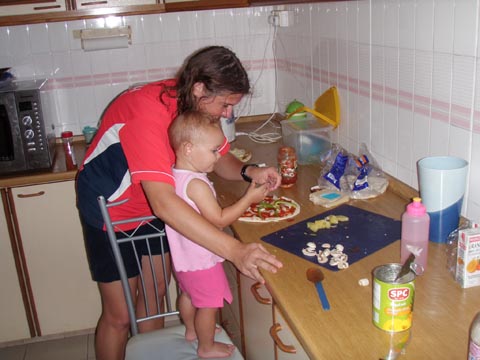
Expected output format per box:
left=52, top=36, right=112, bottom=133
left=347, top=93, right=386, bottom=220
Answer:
left=0, top=79, right=56, bottom=175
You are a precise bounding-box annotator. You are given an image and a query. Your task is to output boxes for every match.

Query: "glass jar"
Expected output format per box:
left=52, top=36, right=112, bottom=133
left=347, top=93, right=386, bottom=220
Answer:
left=278, top=146, right=297, bottom=188
left=61, top=131, right=77, bottom=171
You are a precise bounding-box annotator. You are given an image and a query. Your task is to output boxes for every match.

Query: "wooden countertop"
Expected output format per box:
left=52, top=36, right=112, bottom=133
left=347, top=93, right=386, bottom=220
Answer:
left=0, top=138, right=86, bottom=188
left=4, top=118, right=479, bottom=358
left=212, top=120, right=480, bottom=359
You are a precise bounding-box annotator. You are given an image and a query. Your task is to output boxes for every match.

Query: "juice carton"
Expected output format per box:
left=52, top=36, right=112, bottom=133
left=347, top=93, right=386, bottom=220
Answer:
left=456, top=228, right=480, bottom=288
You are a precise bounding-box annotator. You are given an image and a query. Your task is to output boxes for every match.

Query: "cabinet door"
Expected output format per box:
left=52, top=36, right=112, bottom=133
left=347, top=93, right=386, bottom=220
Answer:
left=12, top=181, right=101, bottom=336
left=0, top=0, right=66, bottom=16
left=240, top=274, right=275, bottom=360
left=74, top=0, right=156, bottom=10
left=272, top=305, right=308, bottom=360
left=0, top=195, right=31, bottom=342
left=220, top=261, right=243, bottom=352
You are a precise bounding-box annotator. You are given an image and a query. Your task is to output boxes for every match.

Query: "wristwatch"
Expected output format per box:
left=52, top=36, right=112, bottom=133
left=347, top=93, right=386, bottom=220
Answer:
left=240, top=164, right=259, bottom=182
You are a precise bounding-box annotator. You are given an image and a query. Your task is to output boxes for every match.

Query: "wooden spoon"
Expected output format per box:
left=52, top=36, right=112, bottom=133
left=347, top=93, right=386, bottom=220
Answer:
left=306, top=267, right=331, bottom=310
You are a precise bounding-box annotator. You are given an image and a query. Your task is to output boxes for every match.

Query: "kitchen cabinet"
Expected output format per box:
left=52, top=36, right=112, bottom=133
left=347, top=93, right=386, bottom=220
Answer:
left=220, top=260, right=243, bottom=353
left=0, top=0, right=67, bottom=16
left=240, top=274, right=275, bottom=359
left=73, top=0, right=156, bottom=11
left=0, top=195, right=31, bottom=343
left=272, top=305, right=308, bottom=359
left=239, top=274, right=307, bottom=359
left=0, top=0, right=250, bottom=26
left=8, top=181, right=101, bottom=337
left=164, top=0, right=247, bottom=12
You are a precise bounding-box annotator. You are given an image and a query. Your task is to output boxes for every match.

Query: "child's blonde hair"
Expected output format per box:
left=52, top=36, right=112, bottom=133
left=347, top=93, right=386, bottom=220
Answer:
left=168, top=110, right=220, bottom=151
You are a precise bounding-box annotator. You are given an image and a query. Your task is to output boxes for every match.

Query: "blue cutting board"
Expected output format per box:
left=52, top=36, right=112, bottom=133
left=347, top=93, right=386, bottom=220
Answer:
left=261, top=204, right=401, bottom=271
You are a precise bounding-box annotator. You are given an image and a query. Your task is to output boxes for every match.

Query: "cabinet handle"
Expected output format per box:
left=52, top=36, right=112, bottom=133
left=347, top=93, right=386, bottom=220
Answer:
left=80, top=1, right=108, bottom=6
left=17, top=191, right=45, bottom=198
left=269, top=323, right=296, bottom=354
left=33, top=5, right=61, bottom=10
left=250, top=282, right=272, bottom=305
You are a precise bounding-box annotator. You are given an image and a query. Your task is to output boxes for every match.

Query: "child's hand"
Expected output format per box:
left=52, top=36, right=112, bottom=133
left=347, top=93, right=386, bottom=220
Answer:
left=245, top=181, right=269, bottom=204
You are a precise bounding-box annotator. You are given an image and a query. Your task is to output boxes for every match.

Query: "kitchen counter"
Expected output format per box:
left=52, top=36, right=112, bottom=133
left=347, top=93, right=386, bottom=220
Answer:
left=212, top=120, right=480, bottom=359
left=3, top=118, right=479, bottom=358
left=0, top=138, right=86, bottom=188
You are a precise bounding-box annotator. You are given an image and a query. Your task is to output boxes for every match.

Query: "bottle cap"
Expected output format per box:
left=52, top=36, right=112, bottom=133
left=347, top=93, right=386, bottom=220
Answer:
left=406, top=197, right=427, bottom=216
left=61, top=131, right=73, bottom=138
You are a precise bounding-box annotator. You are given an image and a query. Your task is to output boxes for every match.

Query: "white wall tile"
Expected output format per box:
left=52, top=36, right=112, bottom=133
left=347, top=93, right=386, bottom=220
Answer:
left=467, top=132, right=480, bottom=220
left=70, top=49, right=92, bottom=77
left=142, top=13, right=164, bottom=43
left=448, top=126, right=471, bottom=161
left=47, top=22, right=69, bottom=53
left=384, top=0, right=399, bottom=48
left=371, top=0, right=385, bottom=46
left=178, top=11, right=197, bottom=40
left=433, top=0, right=454, bottom=53
left=453, top=0, right=477, bottom=56
left=398, top=0, right=415, bottom=49
left=451, top=55, right=475, bottom=110
left=346, top=0, right=359, bottom=44
left=125, top=15, right=145, bottom=45
left=371, top=100, right=384, bottom=155
left=89, top=50, right=110, bottom=74
left=357, top=0, right=371, bottom=45
left=9, top=25, right=30, bottom=59
left=429, top=118, right=450, bottom=155
left=33, top=53, right=53, bottom=79
left=432, top=52, right=453, bottom=105
left=52, top=52, right=72, bottom=78
left=415, top=0, right=434, bottom=51
left=411, top=112, right=430, bottom=170
left=29, top=23, right=50, bottom=54
left=397, top=107, right=415, bottom=168
left=195, top=10, right=215, bottom=39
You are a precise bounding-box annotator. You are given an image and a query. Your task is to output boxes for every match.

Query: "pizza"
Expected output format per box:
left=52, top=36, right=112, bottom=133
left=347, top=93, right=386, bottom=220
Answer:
left=239, top=195, right=300, bottom=223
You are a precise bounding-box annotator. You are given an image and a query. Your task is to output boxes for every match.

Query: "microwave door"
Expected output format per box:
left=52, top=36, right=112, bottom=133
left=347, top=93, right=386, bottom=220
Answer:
left=0, top=93, right=27, bottom=174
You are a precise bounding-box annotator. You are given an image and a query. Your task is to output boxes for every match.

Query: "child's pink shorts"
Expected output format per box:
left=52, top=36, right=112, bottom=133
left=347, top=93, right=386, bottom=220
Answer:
left=175, top=262, right=233, bottom=308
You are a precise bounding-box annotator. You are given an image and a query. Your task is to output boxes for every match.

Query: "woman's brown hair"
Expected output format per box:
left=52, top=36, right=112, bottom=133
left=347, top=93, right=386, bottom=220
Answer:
left=162, top=46, right=250, bottom=115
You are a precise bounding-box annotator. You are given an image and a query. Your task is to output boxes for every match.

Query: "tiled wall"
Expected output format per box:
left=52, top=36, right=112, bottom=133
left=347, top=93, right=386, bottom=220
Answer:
left=1, top=1, right=479, bottom=222
left=0, top=6, right=276, bottom=135
left=274, top=0, right=480, bottom=222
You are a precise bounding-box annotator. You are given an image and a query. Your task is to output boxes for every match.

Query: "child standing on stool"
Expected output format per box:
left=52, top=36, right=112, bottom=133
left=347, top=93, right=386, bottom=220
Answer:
left=166, top=110, right=269, bottom=358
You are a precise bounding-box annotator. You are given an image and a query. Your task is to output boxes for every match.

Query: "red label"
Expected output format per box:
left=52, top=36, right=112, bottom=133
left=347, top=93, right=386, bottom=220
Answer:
left=388, top=288, right=410, bottom=301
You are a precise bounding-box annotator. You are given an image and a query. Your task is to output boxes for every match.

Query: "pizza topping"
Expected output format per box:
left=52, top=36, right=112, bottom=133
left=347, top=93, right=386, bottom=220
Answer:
left=239, top=196, right=300, bottom=223
left=307, top=214, right=349, bottom=232
left=302, top=241, right=350, bottom=270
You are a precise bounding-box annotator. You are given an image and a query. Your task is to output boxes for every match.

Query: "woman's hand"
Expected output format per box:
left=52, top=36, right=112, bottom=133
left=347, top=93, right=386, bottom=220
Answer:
left=247, top=166, right=281, bottom=191
left=230, top=242, right=283, bottom=284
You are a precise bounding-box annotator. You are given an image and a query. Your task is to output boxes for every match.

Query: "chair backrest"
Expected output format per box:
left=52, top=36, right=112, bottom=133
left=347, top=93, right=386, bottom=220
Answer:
left=97, top=195, right=179, bottom=336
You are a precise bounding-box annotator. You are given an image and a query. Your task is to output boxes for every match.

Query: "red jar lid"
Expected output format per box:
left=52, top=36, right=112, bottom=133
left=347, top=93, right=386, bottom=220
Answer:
left=61, top=131, right=73, bottom=138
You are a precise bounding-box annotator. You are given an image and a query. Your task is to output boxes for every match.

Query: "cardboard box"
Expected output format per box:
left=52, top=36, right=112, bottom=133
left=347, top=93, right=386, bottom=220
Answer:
left=455, top=228, right=480, bottom=288
left=280, top=117, right=331, bottom=165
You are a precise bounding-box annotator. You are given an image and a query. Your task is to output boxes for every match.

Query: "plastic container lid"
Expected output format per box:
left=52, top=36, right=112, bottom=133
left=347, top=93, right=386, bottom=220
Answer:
left=61, top=131, right=73, bottom=138
left=406, top=197, right=427, bottom=216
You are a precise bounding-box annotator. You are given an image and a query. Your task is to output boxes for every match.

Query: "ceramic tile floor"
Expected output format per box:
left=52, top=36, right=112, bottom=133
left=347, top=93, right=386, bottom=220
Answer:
left=0, top=334, right=95, bottom=360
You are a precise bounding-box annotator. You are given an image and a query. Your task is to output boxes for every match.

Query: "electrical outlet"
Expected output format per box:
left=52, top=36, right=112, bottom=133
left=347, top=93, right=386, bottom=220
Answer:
left=268, top=10, right=293, bottom=27
left=278, top=10, right=293, bottom=27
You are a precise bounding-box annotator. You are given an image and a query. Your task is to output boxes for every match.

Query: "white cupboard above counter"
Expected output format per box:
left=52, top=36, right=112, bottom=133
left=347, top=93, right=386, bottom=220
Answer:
left=73, top=0, right=157, bottom=11
left=0, top=0, right=67, bottom=16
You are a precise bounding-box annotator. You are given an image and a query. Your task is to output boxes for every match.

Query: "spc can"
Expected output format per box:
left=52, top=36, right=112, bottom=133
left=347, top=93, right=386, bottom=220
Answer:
left=372, top=263, right=415, bottom=332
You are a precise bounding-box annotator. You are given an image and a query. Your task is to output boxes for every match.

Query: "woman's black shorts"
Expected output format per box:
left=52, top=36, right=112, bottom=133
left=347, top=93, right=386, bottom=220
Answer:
left=81, top=217, right=170, bottom=283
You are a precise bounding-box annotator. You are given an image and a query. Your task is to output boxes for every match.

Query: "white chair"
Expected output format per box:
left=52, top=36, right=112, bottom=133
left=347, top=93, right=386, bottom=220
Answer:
left=97, top=196, right=244, bottom=360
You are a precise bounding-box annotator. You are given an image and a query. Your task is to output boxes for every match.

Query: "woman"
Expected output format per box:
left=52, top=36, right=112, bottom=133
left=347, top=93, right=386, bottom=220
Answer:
left=76, top=45, right=282, bottom=360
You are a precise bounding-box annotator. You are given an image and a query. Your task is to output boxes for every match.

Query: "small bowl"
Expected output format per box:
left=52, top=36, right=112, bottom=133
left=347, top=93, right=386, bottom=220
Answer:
left=82, top=126, right=97, bottom=144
